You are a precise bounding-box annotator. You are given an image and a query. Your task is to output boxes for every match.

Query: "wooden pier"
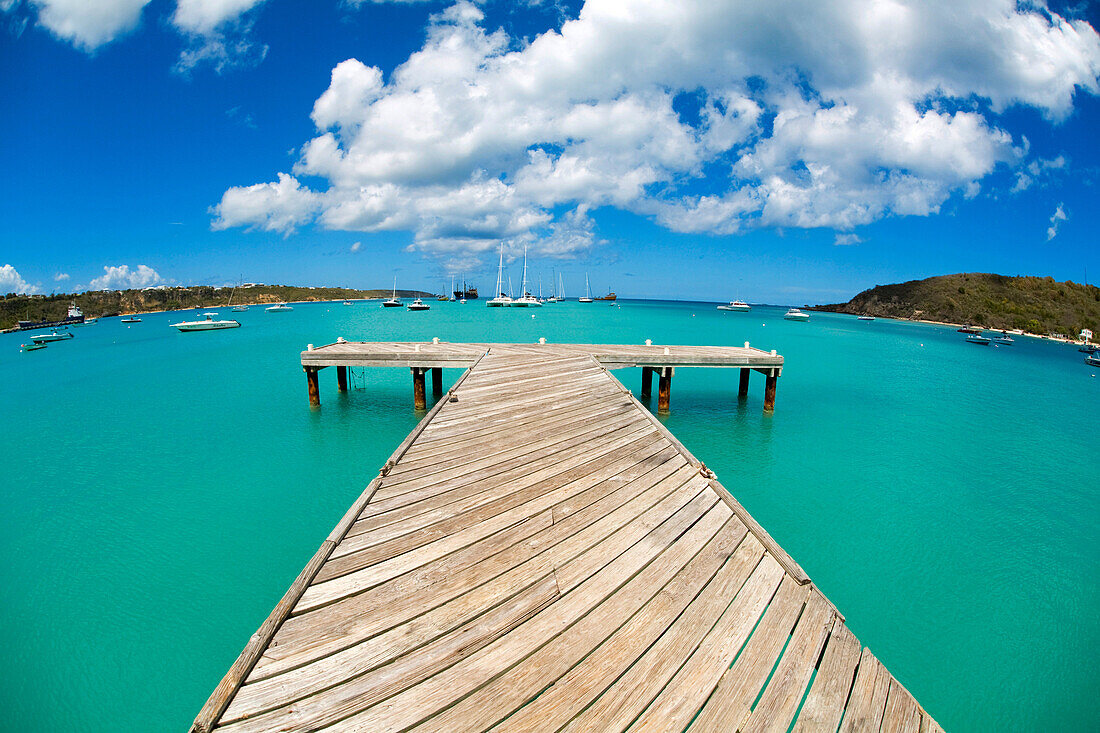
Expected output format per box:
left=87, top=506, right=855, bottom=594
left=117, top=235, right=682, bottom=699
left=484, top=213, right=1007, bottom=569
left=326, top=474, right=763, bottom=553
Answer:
left=192, top=342, right=942, bottom=732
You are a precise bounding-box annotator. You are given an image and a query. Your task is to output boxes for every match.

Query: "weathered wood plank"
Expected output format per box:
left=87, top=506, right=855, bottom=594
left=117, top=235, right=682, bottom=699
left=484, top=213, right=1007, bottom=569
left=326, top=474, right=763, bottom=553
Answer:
left=791, top=621, right=862, bottom=733
left=838, top=648, right=892, bottom=733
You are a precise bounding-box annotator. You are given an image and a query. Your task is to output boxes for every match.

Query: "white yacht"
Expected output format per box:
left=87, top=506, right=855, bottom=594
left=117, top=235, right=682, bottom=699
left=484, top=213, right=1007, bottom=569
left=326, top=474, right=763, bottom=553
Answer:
left=407, top=298, right=430, bottom=311
left=717, top=300, right=751, bottom=311
left=783, top=308, right=810, bottom=321
left=858, top=315, right=875, bottom=321
left=579, top=273, right=594, bottom=303
left=487, top=243, right=513, bottom=307
left=30, top=330, right=74, bottom=343
left=170, top=313, right=241, bottom=331
left=266, top=303, right=293, bottom=312
left=382, top=276, right=402, bottom=307
left=510, top=246, right=542, bottom=307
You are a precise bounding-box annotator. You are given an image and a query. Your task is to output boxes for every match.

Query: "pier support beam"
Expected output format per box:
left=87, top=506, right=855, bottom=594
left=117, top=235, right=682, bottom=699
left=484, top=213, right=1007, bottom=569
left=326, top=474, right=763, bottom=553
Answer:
left=658, top=368, right=672, bottom=414
left=431, top=367, right=443, bottom=398
left=336, top=365, right=348, bottom=392
left=764, top=369, right=777, bottom=412
left=738, top=368, right=750, bottom=398
left=305, top=366, right=320, bottom=407
left=641, top=367, right=654, bottom=399
left=412, top=368, right=426, bottom=410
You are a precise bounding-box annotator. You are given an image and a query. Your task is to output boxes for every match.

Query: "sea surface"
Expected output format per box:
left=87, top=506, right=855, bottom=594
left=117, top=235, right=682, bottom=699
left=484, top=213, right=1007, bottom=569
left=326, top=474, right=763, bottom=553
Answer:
left=1, top=300, right=1096, bottom=731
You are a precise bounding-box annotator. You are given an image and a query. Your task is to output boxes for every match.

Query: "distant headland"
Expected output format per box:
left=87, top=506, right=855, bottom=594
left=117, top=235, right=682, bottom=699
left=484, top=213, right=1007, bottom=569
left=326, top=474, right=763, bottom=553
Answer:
left=814, top=273, right=1099, bottom=338
left=0, top=284, right=434, bottom=331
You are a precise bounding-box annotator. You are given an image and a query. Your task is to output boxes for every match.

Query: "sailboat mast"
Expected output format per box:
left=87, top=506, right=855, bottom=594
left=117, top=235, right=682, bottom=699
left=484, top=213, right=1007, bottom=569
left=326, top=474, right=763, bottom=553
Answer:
left=496, top=244, right=504, bottom=297
left=521, top=246, right=528, bottom=296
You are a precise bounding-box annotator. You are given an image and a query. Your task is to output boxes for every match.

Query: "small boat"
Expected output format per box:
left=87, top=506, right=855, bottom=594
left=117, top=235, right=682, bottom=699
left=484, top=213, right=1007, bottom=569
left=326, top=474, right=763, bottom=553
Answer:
left=990, top=332, right=1014, bottom=345
left=407, top=299, right=430, bottom=311
left=343, top=301, right=354, bottom=306
left=487, top=244, right=513, bottom=307
left=957, top=325, right=982, bottom=334
left=30, top=330, right=74, bottom=343
left=595, top=290, right=616, bottom=302
left=170, top=314, right=241, bottom=331
left=858, top=315, right=876, bottom=321
left=1079, top=344, right=1098, bottom=354
left=579, top=273, right=594, bottom=303
left=21, top=342, right=47, bottom=351
left=783, top=308, right=810, bottom=321
left=231, top=305, right=249, bottom=312
left=1086, top=353, right=1100, bottom=367
left=717, top=300, right=751, bottom=312
left=266, top=303, right=293, bottom=312
left=121, top=317, right=141, bottom=323
left=1007, top=329, right=1024, bottom=335
left=966, top=334, right=991, bottom=346
left=382, top=276, right=402, bottom=307
left=510, top=246, right=542, bottom=307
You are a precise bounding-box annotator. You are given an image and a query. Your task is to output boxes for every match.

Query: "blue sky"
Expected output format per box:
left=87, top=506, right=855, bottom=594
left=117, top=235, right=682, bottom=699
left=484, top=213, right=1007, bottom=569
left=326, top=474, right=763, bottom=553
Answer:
left=2, top=0, right=1098, bottom=304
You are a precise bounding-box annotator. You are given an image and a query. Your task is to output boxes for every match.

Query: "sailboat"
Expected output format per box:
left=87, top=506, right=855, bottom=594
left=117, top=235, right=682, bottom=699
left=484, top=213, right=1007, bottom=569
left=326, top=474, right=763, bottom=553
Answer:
left=487, top=243, right=513, bottom=307
left=510, top=246, right=542, bottom=307
left=437, top=278, right=449, bottom=301
left=228, top=277, right=249, bottom=311
left=579, top=273, right=594, bottom=303
left=382, top=276, right=402, bottom=307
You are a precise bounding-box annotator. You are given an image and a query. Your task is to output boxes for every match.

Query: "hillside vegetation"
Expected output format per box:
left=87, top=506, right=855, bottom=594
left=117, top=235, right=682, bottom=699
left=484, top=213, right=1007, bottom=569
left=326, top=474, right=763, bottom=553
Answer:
left=816, top=273, right=1099, bottom=337
left=1, top=285, right=433, bottom=330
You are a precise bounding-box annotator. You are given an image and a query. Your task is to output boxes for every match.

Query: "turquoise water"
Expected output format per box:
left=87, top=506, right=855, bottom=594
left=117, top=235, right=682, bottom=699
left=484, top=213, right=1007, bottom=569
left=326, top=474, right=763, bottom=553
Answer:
left=1, top=300, right=1096, bottom=731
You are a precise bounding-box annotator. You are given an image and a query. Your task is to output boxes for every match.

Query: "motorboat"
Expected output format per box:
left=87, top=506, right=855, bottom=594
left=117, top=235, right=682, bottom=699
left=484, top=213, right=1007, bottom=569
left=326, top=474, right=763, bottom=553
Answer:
left=121, top=317, right=141, bottom=323
left=382, top=276, right=402, bottom=307
left=21, top=342, right=47, bottom=351
left=231, top=305, right=249, bottom=312
left=343, top=301, right=354, bottom=306
left=717, top=300, right=751, bottom=312
left=30, top=331, right=74, bottom=343
left=957, top=325, right=982, bottom=334
left=510, top=245, right=542, bottom=307
left=1078, top=344, right=1098, bottom=354
left=858, top=315, right=876, bottom=321
left=266, top=303, right=293, bottom=312
left=170, top=314, right=241, bottom=331
left=407, top=299, right=430, bottom=311
left=1086, top=353, right=1100, bottom=367
left=966, top=334, right=991, bottom=346
left=487, top=244, right=513, bottom=307
left=783, top=308, right=810, bottom=321
left=990, top=332, right=1014, bottom=345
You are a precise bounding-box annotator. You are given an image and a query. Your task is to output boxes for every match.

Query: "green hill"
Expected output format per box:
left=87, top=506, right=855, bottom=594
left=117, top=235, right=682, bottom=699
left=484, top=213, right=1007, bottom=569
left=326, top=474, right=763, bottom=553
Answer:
left=815, top=273, right=1100, bottom=337
left=0, top=285, right=435, bottom=330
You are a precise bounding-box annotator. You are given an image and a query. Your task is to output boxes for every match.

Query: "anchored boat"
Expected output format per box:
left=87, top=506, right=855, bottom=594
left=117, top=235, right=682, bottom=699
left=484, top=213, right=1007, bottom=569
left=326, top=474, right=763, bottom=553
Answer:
left=966, top=334, right=992, bottom=346
left=170, top=314, right=241, bottom=331
left=265, top=303, right=293, bottom=312
left=718, top=300, right=751, bottom=311
left=30, top=331, right=74, bottom=343
left=407, top=298, right=430, bottom=311
left=17, top=302, right=85, bottom=330
left=783, top=308, right=810, bottom=321
left=382, top=276, right=402, bottom=307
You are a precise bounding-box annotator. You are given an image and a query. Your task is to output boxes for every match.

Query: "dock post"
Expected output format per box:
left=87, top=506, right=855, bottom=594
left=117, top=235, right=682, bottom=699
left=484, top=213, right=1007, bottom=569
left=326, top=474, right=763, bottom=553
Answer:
left=305, top=366, right=320, bottom=407
left=764, top=369, right=777, bottom=412
left=738, top=368, right=750, bottom=398
left=658, top=368, right=672, bottom=414
left=641, top=367, right=653, bottom=399
left=412, top=367, right=426, bottom=410
left=336, top=365, right=348, bottom=392
left=431, top=367, right=442, bottom=398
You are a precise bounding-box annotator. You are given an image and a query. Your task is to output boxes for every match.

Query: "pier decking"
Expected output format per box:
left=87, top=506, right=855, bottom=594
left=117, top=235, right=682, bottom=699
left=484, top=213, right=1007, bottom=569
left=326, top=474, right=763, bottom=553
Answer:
left=192, top=343, right=942, bottom=732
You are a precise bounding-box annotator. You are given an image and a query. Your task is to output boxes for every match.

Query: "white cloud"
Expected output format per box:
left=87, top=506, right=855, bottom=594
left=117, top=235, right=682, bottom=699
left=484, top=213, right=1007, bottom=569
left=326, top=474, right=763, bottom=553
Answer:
left=0, top=264, right=37, bottom=294
left=24, top=0, right=151, bottom=50
left=350, top=241, right=362, bottom=252
left=211, top=172, right=322, bottom=234
left=1011, top=154, right=1068, bottom=193
left=834, top=233, right=862, bottom=246
left=89, top=264, right=163, bottom=290
left=1047, top=202, right=1068, bottom=240
left=213, top=0, right=1100, bottom=265
left=54, top=271, right=70, bottom=281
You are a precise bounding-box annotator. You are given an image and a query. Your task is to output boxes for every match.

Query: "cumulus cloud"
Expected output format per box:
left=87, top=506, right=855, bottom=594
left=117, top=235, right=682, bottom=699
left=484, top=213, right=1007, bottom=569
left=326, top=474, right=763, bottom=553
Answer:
left=350, top=241, right=362, bottom=252
left=1047, top=202, right=1068, bottom=240
left=834, top=233, right=862, bottom=246
left=54, top=271, right=70, bottom=281
left=0, top=264, right=37, bottom=294
left=89, top=264, right=163, bottom=290
left=5, top=0, right=266, bottom=71
left=1011, top=154, right=1068, bottom=193
left=212, top=0, right=1100, bottom=264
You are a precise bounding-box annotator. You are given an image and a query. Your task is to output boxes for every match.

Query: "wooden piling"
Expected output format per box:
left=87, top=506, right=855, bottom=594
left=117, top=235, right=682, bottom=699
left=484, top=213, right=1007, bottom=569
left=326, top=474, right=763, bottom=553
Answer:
left=658, top=367, right=672, bottom=414
left=305, top=366, right=320, bottom=407
left=412, top=367, right=426, bottom=410
left=336, top=365, right=348, bottom=392
left=641, top=366, right=654, bottom=398
left=431, top=367, right=442, bottom=397
left=764, top=369, right=777, bottom=412
left=739, top=367, right=750, bottom=397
